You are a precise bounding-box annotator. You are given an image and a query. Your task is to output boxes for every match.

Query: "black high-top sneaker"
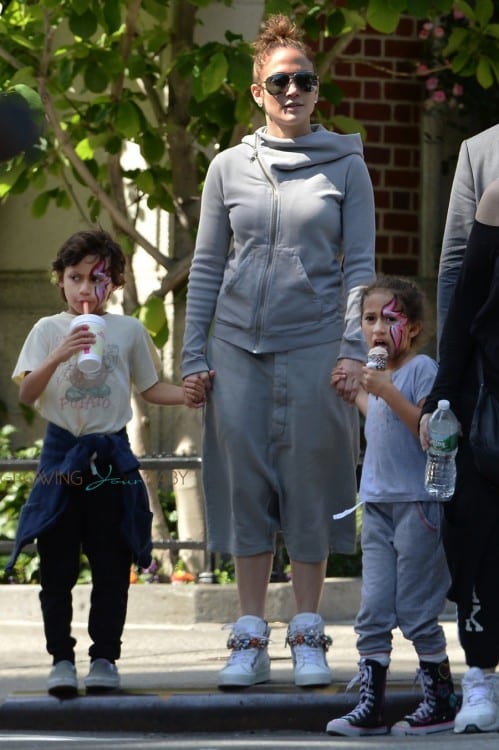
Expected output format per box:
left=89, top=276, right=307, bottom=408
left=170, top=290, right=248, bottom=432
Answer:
left=326, top=658, right=389, bottom=736
left=391, top=658, right=458, bottom=735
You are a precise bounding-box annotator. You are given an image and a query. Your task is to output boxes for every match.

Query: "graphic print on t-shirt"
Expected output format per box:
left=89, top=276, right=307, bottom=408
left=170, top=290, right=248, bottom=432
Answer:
left=63, top=343, right=117, bottom=404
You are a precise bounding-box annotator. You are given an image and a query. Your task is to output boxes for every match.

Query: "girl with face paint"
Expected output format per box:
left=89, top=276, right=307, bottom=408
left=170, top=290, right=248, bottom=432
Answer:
left=327, top=276, right=458, bottom=738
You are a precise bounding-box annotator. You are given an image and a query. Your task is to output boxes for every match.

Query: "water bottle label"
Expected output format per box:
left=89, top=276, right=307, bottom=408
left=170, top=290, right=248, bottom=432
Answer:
left=431, top=433, right=458, bottom=452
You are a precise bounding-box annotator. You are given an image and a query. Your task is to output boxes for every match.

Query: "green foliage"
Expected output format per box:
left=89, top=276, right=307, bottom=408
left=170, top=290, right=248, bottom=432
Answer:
left=415, top=2, right=499, bottom=124
left=133, top=294, right=169, bottom=348
left=1, top=0, right=495, bottom=231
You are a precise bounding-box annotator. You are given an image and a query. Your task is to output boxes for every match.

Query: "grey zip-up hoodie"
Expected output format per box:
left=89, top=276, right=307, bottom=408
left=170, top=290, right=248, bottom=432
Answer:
left=182, top=124, right=375, bottom=377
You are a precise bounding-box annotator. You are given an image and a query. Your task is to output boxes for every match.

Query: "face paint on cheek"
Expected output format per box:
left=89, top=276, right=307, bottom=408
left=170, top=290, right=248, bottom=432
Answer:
left=91, top=259, right=112, bottom=305
left=383, top=297, right=408, bottom=354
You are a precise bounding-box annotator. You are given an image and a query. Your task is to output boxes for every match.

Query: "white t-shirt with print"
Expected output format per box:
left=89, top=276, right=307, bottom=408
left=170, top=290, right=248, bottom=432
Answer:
left=13, top=311, right=161, bottom=436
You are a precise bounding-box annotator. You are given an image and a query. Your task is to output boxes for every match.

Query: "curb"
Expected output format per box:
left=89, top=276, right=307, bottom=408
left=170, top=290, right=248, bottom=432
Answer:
left=0, top=689, right=431, bottom=733
left=0, top=579, right=364, bottom=625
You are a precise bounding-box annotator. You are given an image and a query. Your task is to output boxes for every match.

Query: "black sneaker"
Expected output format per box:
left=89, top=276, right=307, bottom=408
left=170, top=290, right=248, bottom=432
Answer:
left=326, top=658, right=389, bottom=736
left=391, top=658, right=458, bottom=735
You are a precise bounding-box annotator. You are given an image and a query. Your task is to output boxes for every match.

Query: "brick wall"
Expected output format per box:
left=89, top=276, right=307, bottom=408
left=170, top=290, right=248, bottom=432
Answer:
left=331, top=17, right=425, bottom=276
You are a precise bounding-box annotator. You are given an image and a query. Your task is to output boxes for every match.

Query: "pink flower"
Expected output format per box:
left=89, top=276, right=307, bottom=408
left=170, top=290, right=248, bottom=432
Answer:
left=452, top=83, right=464, bottom=97
left=432, top=90, right=447, bottom=103
left=416, top=63, right=429, bottom=75
left=425, top=77, right=439, bottom=91
left=419, top=23, right=433, bottom=40
left=453, top=9, right=465, bottom=20
left=433, top=26, right=445, bottom=38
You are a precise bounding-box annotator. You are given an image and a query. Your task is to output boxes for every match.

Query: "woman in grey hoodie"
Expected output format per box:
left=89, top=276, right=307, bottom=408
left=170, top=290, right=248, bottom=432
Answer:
left=182, top=14, right=376, bottom=689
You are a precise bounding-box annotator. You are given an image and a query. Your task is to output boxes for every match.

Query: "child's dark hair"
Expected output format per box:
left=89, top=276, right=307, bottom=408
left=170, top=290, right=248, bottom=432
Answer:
left=361, top=275, right=427, bottom=348
left=52, top=229, right=126, bottom=293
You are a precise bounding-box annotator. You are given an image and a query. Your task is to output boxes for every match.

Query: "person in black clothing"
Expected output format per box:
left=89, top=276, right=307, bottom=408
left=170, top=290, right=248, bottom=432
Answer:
left=420, top=180, right=499, bottom=734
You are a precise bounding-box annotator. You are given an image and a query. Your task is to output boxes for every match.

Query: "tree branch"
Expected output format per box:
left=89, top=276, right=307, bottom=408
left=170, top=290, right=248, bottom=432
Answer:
left=38, top=8, right=174, bottom=270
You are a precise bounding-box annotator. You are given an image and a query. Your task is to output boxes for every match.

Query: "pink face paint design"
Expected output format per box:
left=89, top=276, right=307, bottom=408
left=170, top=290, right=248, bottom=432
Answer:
left=382, top=297, right=408, bottom=354
left=91, top=259, right=112, bottom=306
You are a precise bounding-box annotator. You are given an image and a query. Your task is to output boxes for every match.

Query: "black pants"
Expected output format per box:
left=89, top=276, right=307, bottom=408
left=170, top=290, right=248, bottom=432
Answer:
left=37, top=472, right=132, bottom=665
left=444, top=371, right=499, bottom=669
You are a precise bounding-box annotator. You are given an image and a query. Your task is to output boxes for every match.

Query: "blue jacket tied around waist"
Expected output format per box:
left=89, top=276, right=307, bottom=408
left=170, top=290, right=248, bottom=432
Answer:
left=5, top=422, right=153, bottom=572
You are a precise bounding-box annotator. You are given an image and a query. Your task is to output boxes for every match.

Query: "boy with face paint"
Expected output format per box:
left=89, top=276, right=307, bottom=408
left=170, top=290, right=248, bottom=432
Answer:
left=7, top=230, right=203, bottom=697
left=328, top=276, right=458, bottom=737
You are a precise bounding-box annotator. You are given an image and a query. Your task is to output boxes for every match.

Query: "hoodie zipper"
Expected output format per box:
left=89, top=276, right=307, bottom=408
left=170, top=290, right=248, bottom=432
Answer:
left=252, top=133, right=279, bottom=353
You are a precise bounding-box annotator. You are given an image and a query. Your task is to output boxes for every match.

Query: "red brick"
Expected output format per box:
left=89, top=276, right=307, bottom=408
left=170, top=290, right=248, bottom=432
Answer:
left=369, top=168, right=382, bottom=187
left=354, top=102, right=392, bottom=120
left=393, top=104, right=419, bottom=124
left=385, top=82, right=423, bottom=101
left=392, top=191, right=411, bottom=210
left=385, top=40, right=423, bottom=59
left=381, top=258, right=418, bottom=275
left=383, top=212, right=419, bottom=231
left=364, top=81, right=382, bottom=99
left=364, top=38, right=383, bottom=56
left=364, top=146, right=391, bottom=166
left=373, top=189, right=390, bottom=208
left=354, top=61, right=391, bottom=79
left=333, top=61, right=352, bottom=77
left=335, top=80, right=362, bottom=98
left=393, top=149, right=412, bottom=167
left=392, top=235, right=417, bottom=253
left=375, top=235, right=390, bottom=254
left=385, top=125, right=419, bottom=145
left=385, top=169, right=420, bottom=188
left=396, top=17, right=419, bottom=36
left=365, top=124, right=382, bottom=142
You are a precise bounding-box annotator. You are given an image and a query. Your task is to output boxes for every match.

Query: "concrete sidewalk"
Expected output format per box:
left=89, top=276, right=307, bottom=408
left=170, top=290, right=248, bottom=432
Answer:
left=0, top=581, right=466, bottom=733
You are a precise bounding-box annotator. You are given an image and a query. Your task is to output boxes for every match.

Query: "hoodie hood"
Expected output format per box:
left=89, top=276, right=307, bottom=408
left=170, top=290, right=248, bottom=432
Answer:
left=241, top=124, right=364, bottom=171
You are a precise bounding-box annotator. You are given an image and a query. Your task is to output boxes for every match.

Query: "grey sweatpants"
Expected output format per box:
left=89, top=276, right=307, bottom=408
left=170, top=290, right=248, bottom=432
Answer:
left=355, top=501, right=450, bottom=659
left=202, top=337, right=359, bottom=560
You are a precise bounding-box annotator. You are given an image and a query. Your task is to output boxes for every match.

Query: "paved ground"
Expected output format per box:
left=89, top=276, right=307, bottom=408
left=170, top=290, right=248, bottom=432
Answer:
left=0, top=582, right=471, bottom=735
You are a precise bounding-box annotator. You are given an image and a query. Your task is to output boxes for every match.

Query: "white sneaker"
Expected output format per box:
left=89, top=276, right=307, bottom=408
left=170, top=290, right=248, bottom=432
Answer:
left=454, top=667, right=499, bottom=733
left=47, top=660, right=78, bottom=697
left=218, top=615, right=271, bottom=688
left=286, top=612, right=332, bottom=687
left=84, top=658, right=120, bottom=692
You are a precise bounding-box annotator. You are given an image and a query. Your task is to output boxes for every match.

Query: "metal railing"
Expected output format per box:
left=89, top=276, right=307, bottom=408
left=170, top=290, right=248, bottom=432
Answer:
left=0, top=455, right=218, bottom=580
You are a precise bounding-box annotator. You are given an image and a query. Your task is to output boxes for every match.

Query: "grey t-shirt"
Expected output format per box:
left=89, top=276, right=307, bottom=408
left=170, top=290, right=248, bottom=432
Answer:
left=359, top=354, right=437, bottom=503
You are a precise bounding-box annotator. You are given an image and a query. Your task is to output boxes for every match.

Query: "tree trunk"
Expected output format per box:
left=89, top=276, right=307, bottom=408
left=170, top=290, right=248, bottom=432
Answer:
left=165, top=0, right=207, bottom=575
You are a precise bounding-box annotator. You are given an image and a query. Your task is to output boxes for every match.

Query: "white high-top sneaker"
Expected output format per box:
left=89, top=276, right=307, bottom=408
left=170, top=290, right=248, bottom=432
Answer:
left=218, top=615, right=271, bottom=688
left=286, top=612, right=332, bottom=687
left=454, top=667, right=499, bottom=733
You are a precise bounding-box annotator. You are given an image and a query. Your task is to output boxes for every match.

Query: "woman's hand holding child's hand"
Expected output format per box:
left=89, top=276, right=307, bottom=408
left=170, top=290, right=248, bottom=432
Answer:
left=183, top=370, right=215, bottom=409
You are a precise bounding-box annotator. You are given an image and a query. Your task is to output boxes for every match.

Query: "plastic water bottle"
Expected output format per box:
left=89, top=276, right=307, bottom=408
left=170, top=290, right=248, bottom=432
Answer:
left=424, top=399, right=459, bottom=500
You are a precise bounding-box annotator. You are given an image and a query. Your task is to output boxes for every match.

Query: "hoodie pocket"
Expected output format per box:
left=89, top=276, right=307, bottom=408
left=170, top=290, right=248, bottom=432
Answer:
left=262, top=248, right=323, bottom=331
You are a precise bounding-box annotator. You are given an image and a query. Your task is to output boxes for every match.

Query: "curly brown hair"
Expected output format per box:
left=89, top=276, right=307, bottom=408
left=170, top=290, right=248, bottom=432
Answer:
left=252, top=14, right=314, bottom=80
left=51, top=229, right=126, bottom=301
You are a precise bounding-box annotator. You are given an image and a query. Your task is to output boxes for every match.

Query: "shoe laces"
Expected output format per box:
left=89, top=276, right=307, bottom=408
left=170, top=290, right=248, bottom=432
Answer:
left=408, top=667, right=437, bottom=721
left=465, top=675, right=495, bottom=706
left=344, top=663, right=376, bottom=721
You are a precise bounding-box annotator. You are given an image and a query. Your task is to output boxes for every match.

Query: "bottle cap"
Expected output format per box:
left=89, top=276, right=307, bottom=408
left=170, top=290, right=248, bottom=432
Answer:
left=437, top=399, right=450, bottom=410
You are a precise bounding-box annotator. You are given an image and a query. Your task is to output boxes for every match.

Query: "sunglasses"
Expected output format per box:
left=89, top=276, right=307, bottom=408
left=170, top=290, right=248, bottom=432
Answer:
left=260, top=71, right=319, bottom=96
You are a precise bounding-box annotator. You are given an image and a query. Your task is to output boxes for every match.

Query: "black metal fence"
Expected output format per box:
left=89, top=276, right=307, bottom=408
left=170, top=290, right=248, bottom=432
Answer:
left=0, top=455, right=220, bottom=582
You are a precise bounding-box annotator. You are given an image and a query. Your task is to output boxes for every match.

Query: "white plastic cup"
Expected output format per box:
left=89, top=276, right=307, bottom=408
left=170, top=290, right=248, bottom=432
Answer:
left=69, top=313, right=106, bottom=375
